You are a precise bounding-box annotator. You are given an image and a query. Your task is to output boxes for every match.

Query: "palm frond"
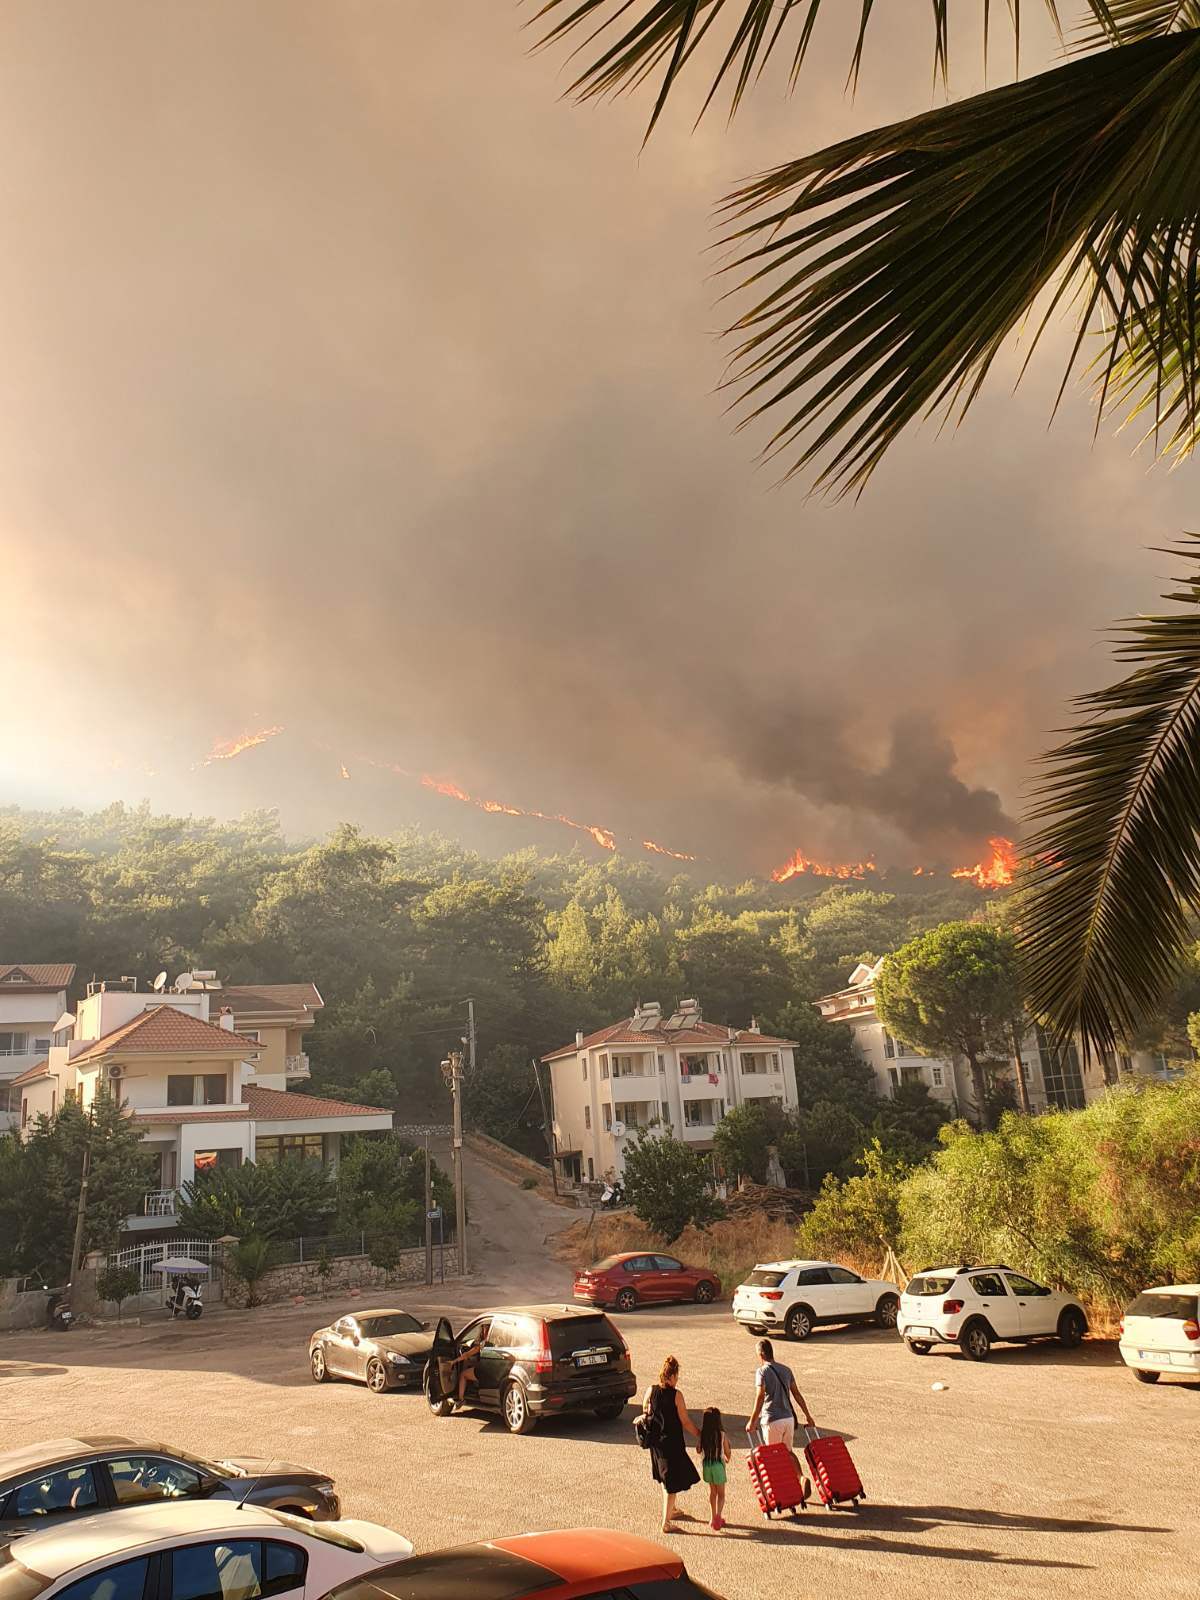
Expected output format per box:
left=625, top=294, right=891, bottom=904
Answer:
left=1097, top=234, right=1200, bottom=463
left=529, top=0, right=1065, bottom=135
left=712, top=31, right=1200, bottom=496
left=1018, top=537, right=1200, bottom=1057
left=1073, top=0, right=1200, bottom=50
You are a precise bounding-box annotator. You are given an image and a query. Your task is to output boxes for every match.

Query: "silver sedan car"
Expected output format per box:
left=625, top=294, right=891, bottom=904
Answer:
left=309, top=1308, right=436, bottom=1393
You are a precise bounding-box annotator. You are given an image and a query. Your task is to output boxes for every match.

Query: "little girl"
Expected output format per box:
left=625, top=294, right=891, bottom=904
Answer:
left=698, top=1406, right=732, bottom=1531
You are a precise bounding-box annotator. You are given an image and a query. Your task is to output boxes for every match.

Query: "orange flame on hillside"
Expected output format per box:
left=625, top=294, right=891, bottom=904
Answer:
left=951, top=836, right=1017, bottom=889
left=196, top=726, right=285, bottom=767
left=339, top=763, right=351, bottom=780
left=419, top=774, right=616, bottom=850
left=771, top=848, right=878, bottom=883
left=642, top=839, right=698, bottom=862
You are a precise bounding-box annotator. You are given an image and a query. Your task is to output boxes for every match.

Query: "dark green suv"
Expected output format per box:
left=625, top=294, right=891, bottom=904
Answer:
left=425, top=1304, right=637, bottom=1435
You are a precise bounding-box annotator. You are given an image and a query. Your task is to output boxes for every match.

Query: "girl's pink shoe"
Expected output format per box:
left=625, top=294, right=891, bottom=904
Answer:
left=710, top=1515, right=725, bottom=1531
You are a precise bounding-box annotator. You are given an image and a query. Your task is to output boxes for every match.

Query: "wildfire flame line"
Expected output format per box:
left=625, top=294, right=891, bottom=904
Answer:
left=339, top=763, right=351, bottom=781
left=771, top=837, right=1016, bottom=888
left=643, top=839, right=698, bottom=862
left=420, top=774, right=617, bottom=850
left=195, top=726, right=285, bottom=768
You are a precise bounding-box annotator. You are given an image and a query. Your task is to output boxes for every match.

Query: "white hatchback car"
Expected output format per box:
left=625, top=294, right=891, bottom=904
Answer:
left=1119, top=1285, right=1200, bottom=1384
left=731, top=1259, right=902, bottom=1341
left=898, top=1264, right=1088, bottom=1360
left=0, top=1499, right=412, bottom=1600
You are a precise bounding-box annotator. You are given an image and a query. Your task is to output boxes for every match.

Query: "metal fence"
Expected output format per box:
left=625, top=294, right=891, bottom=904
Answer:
left=262, top=1224, right=456, bottom=1268
left=104, top=1237, right=227, bottom=1296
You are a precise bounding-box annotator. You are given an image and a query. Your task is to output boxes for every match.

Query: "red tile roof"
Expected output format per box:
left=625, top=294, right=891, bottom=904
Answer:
left=10, top=1058, right=50, bottom=1087
left=243, top=1086, right=391, bottom=1121
left=542, top=1018, right=794, bottom=1061
left=72, top=1006, right=263, bottom=1065
left=0, top=963, right=76, bottom=990
left=219, top=983, right=324, bottom=1016
left=133, top=1106, right=252, bottom=1125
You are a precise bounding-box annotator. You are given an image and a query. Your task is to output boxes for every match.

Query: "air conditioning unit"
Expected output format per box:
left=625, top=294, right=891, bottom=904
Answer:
left=107, top=1064, right=123, bottom=1082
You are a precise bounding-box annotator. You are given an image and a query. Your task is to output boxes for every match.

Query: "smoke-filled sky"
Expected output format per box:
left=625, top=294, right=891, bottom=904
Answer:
left=1, top=2, right=1194, bottom=876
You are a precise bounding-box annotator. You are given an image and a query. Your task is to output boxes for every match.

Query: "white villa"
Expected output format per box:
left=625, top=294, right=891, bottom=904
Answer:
left=815, top=958, right=1186, bottom=1117
left=12, top=970, right=392, bottom=1232
left=0, top=964, right=76, bottom=1128
left=542, top=997, right=799, bottom=1184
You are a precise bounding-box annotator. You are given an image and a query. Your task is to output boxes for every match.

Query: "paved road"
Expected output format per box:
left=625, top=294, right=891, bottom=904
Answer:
left=2, top=1154, right=1197, bottom=1600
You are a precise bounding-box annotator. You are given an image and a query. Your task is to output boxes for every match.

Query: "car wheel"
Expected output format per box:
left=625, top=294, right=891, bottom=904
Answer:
left=875, top=1294, right=900, bottom=1329
left=785, top=1304, right=814, bottom=1341
left=594, top=1400, right=626, bottom=1421
left=1057, top=1308, right=1087, bottom=1348
left=694, top=1281, right=716, bottom=1305
left=905, top=1339, right=931, bottom=1356
left=614, top=1287, right=638, bottom=1313
left=961, top=1321, right=992, bottom=1361
left=1133, top=1368, right=1161, bottom=1384
left=502, top=1382, right=536, bottom=1435
left=310, top=1346, right=329, bottom=1383
left=367, top=1358, right=390, bottom=1394
left=424, top=1362, right=455, bottom=1417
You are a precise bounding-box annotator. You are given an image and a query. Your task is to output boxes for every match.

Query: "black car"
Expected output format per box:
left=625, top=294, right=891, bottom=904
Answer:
left=425, top=1304, right=637, bottom=1435
left=309, top=1307, right=436, bottom=1392
left=0, top=1438, right=340, bottom=1536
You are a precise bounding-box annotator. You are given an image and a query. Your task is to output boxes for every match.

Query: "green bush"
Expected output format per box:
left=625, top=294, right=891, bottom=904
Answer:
left=622, top=1130, right=724, bottom=1243
left=794, top=1141, right=909, bottom=1267
left=177, top=1160, right=335, bottom=1240
left=95, top=1264, right=142, bottom=1318
left=227, top=1236, right=272, bottom=1307
left=520, top=1176, right=538, bottom=1191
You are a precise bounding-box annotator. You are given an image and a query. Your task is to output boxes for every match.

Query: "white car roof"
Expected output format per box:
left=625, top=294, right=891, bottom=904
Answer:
left=13, top=1502, right=306, bottom=1580
left=1139, top=1284, right=1200, bottom=1296
left=754, top=1260, right=832, bottom=1272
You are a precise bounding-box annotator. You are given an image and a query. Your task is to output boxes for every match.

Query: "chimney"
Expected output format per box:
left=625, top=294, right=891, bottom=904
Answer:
left=218, top=1006, right=236, bottom=1032
left=575, top=1030, right=584, bottom=1048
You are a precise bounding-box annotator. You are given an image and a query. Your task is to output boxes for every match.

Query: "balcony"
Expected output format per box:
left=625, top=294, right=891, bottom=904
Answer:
left=144, top=1189, right=179, bottom=1217
left=284, top=1054, right=311, bottom=1079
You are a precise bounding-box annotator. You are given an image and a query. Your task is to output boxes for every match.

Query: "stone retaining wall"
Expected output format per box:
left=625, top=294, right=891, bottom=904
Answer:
left=224, top=1245, right=460, bottom=1308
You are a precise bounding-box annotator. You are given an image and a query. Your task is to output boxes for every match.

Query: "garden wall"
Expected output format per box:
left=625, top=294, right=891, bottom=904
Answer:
left=224, top=1243, right=460, bottom=1308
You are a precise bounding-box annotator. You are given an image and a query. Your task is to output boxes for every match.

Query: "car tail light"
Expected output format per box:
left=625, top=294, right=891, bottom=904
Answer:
left=942, top=1299, right=964, bottom=1315
left=761, top=1291, right=783, bottom=1301
left=1184, top=1319, right=1200, bottom=1341
left=535, top=1324, right=553, bottom=1373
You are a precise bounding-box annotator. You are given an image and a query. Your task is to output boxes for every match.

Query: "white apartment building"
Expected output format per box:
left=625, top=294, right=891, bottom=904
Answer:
left=0, top=964, right=76, bottom=1127
left=815, top=958, right=1186, bottom=1117
left=542, top=997, right=799, bottom=1184
left=12, top=969, right=391, bottom=1232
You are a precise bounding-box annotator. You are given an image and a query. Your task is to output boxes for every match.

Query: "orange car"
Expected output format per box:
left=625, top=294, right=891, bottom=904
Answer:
left=324, top=1526, right=722, bottom=1598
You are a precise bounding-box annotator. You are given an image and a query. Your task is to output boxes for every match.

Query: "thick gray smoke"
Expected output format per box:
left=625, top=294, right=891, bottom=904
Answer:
left=0, top=2, right=1191, bottom=873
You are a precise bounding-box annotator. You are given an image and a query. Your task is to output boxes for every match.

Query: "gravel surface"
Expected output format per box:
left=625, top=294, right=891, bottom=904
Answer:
left=2, top=1149, right=1195, bottom=1599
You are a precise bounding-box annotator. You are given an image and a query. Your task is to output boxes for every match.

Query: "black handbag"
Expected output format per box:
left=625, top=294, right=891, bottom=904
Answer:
left=634, top=1409, right=664, bottom=1450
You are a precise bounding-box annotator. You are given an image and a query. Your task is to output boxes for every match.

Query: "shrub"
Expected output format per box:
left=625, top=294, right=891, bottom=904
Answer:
left=794, top=1141, right=909, bottom=1270
left=520, top=1176, right=538, bottom=1191
left=95, top=1264, right=142, bottom=1319
left=177, top=1160, right=335, bottom=1240
left=621, top=1130, right=724, bottom=1243
left=227, top=1236, right=272, bottom=1307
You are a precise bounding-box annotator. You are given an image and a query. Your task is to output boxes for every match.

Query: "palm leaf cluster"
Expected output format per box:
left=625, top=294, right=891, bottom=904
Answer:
left=1018, top=538, right=1200, bottom=1057
left=534, top=2, right=1200, bottom=492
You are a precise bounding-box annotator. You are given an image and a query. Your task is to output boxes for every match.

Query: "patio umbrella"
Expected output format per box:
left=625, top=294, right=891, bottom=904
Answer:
left=153, top=1257, right=210, bottom=1276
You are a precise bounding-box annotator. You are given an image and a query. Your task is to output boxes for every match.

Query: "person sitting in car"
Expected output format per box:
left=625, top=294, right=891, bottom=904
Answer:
left=452, top=1320, right=489, bottom=1403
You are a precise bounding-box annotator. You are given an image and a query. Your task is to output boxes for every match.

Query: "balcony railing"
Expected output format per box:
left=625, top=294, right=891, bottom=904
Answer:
left=143, top=1189, right=179, bottom=1217
left=284, top=1054, right=310, bottom=1077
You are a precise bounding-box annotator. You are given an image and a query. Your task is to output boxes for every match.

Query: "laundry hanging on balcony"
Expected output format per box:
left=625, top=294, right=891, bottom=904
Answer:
left=708, top=1072, right=720, bottom=1085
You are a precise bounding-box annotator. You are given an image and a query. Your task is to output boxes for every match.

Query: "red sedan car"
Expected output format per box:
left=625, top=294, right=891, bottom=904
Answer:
left=324, top=1527, right=721, bottom=1599
left=574, top=1251, right=720, bottom=1312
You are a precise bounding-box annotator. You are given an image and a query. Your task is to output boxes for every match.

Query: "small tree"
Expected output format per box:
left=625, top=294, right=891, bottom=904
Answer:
left=227, top=1236, right=272, bottom=1307
left=95, top=1264, right=142, bottom=1320
left=368, top=1234, right=401, bottom=1271
left=178, top=1160, right=336, bottom=1240
left=794, top=1141, right=909, bottom=1268
left=315, top=1245, right=333, bottom=1290
left=876, top=922, right=1024, bottom=1131
left=712, top=1102, right=788, bottom=1185
left=621, top=1130, right=724, bottom=1243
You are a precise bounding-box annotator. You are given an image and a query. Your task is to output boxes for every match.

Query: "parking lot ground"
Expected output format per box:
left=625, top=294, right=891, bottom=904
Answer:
left=3, top=1274, right=1198, bottom=1600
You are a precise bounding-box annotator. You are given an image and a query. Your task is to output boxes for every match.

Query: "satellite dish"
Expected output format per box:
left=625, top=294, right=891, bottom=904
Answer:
left=174, top=972, right=194, bottom=992
left=153, top=971, right=168, bottom=993
left=612, top=1120, right=627, bottom=1137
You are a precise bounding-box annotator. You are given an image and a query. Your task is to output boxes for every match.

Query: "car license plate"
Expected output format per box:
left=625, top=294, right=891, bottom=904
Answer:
left=909, top=1326, right=933, bottom=1338
left=577, top=1352, right=608, bottom=1367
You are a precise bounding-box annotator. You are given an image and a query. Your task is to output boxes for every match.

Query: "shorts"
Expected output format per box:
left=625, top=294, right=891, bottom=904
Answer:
left=702, top=1461, right=727, bottom=1487
left=765, top=1418, right=795, bottom=1448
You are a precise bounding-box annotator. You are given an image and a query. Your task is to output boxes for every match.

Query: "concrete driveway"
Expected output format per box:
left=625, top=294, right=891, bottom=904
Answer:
left=1, top=1155, right=1195, bottom=1600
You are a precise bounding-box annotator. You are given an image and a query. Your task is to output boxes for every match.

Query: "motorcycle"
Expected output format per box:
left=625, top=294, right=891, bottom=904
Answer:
left=45, top=1287, right=75, bottom=1332
left=600, top=1181, right=625, bottom=1210
left=169, top=1276, right=204, bottom=1320
left=154, top=1256, right=209, bottom=1321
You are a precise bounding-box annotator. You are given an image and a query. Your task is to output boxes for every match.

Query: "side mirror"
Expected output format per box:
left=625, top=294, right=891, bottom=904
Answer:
left=351, top=1334, right=360, bottom=1345
left=420, top=1321, right=430, bottom=1331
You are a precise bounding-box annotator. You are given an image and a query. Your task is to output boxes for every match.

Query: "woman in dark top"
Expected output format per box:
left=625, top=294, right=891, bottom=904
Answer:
left=643, top=1353, right=701, bottom=1531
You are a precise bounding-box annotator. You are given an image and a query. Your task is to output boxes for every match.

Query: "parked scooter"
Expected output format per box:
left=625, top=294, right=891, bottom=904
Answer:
left=600, top=1181, right=625, bottom=1210
left=169, top=1275, right=204, bottom=1320
left=45, top=1287, right=75, bottom=1332
left=153, top=1255, right=210, bottom=1321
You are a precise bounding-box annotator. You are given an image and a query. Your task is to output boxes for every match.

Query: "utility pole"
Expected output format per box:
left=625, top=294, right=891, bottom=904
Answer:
left=423, top=1135, right=433, bottom=1287
left=441, top=1051, right=468, bottom=1277
left=531, top=1057, right=559, bottom=1195
left=67, top=1126, right=92, bottom=1312
left=466, top=998, right=476, bottom=1077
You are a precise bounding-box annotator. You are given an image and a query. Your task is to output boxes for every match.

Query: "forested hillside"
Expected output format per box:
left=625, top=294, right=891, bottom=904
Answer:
left=0, top=802, right=995, bottom=1139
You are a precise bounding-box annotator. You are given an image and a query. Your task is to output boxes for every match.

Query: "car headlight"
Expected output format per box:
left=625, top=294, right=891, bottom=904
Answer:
left=386, top=1352, right=409, bottom=1364
left=312, top=1480, right=336, bottom=1496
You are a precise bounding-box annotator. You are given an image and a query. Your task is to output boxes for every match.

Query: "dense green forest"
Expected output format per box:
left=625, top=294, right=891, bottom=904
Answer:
left=0, top=802, right=1013, bottom=1147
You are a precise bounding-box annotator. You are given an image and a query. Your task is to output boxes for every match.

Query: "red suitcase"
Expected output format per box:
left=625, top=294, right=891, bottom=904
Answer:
left=746, top=1435, right=808, bottom=1520
left=803, top=1427, right=866, bottom=1509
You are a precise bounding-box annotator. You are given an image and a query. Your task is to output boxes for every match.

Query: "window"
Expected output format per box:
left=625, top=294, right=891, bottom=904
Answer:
left=654, top=1256, right=683, bottom=1272
left=582, top=1060, right=588, bottom=1081
left=1005, top=1274, right=1051, bottom=1297
left=931, top=1066, right=944, bottom=1088
left=887, top=1067, right=899, bottom=1091
left=239, top=1030, right=260, bottom=1044
left=907, top=1275, right=955, bottom=1297
left=970, top=1274, right=1008, bottom=1297
left=745, top=1270, right=786, bottom=1288
left=56, top=1559, right=149, bottom=1600
left=193, top=1148, right=242, bottom=1173
left=586, top=1157, right=594, bottom=1180
left=602, top=1104, right=612, bottom=1131
left=108, top=1456, right=203, bottom=1505
left=170, top=1541, right=281, bottom=1600
left=33, top=1037, right=50, bottom=1055
left=0, top=1032, right=28, bottom=1056
left=740, top=1054, right=771, bottom=1076
left=827, top=1267, right=861, bottom=1284
left=600, top=1056, right=609, bottom=1080
left=683, top=1101, right=710, bottom=1127
left=680, top=1054, right=714, bottom=1078
left=254, top=1134, right=324, bottom=1164
left=167, top=1074, right=227, bottom=1107
left=584, top=1106, right=591, bottom=1130
left=20, top=1098, right=28, bottom=1129
left=13, top=1466, right=99, bottom=1518
left=261, top=1545, right=307, bottom=1598
left=657, top=1054, right=665, bottom=1074
left=794, top=1267, right=833, bottom=1286
left=659, top=1102, right=670, bottom=1124
left=883, top=1033, right=895, bottom=1059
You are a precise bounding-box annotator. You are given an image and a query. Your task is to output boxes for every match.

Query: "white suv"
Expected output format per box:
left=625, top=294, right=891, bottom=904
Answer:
left=1119, top=1285, right=1200, bottom=1384
left=898, top=1264, right=1088, bottom=1360
left=732, top=1259, right=901, bottom=1341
